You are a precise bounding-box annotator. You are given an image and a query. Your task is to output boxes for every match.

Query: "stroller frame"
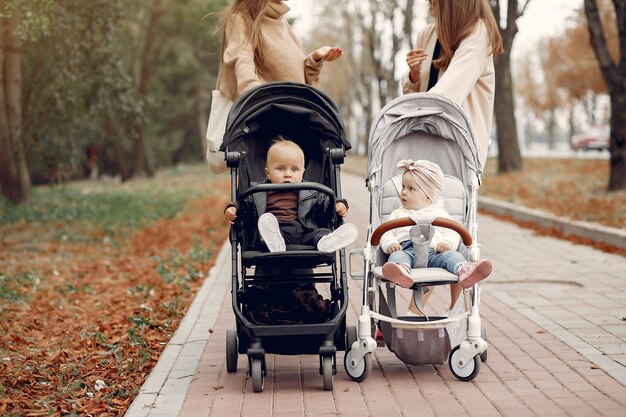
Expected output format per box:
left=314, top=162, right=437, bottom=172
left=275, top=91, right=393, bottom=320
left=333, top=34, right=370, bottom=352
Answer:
left=220, top=82, right=356, bottom=392
left=346, top=92, right=488, bottom=382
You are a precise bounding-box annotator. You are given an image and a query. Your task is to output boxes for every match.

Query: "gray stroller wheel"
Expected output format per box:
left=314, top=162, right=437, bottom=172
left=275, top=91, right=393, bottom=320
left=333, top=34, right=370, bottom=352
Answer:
left=344, top=349, right=372, bottom=382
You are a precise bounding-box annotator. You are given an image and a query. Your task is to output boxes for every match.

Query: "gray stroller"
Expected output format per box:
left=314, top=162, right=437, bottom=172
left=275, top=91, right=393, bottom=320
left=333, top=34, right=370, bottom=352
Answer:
left=347, top=92, right=488, bottom=382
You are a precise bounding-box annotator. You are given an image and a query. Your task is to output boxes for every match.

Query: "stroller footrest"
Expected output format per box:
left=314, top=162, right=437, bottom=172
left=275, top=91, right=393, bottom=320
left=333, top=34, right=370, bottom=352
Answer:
left=243, top=249, right=335, bottom=268
left=372, top=266, right=458, bottom=286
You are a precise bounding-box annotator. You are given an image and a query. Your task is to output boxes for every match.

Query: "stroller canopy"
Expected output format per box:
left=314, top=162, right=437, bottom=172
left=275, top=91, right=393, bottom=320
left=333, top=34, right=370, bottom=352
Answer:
left=220, top=82, right=350, bottom=187
left=367, top=92, right=482, bottom=193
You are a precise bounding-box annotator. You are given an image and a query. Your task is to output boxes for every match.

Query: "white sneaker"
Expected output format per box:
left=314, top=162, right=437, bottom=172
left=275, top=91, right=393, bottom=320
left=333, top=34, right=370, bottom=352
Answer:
left=316, top=223, right=358, bottom=253
left=257, top=213, right=286, bottom=252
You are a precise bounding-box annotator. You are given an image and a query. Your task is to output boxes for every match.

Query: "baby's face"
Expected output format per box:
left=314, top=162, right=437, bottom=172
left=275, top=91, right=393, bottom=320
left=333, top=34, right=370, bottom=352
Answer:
left=265, top=146, right=304, bottom=184
left=400, top=173, right=431, bottom=210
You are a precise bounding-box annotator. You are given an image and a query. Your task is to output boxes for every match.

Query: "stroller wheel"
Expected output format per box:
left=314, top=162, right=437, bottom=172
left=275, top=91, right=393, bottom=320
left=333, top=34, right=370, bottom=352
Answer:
left=322, top=356, right=333, bottom=391
left=449, top=345, right=480, bottom=381
left=344, top=349, right=372, bottom=382
left=226, top=329, right=238, bottom=372
left=250, top=358, right=264, bottom=392
left=345, top=325, right=357, bottom=350
left=480, top=327, right=487, bottom=362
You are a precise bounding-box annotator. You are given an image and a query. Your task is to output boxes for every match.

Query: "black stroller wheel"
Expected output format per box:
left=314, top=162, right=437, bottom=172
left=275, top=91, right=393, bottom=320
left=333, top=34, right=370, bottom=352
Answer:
left=226, top=329, right=238, bottom=372
left=345, top=325, right=357, bottom=350
left=251, top=359, right=264, bottom=392
left=322, top=356, right=333, bottom=390
left=480, top=327, right=488, bottom=362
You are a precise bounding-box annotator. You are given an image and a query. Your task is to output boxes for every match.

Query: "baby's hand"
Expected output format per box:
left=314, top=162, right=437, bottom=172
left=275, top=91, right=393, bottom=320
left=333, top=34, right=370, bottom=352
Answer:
left=435, top=242, right=451, bottom=253
left=224, top=206, right=237, bottom=224
left=387, top=243, right=402, bottom=253
left=335, top=202, right=348, bottom=217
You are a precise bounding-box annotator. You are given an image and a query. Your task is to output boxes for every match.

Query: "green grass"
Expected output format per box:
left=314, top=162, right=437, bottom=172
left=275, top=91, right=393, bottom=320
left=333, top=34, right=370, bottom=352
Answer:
left=0, top=164, right=222, bottom=238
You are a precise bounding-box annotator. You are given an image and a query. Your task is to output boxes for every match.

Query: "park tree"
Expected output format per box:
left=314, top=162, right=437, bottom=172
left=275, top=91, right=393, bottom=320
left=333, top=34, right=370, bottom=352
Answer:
left=489, top=0, right=531, bottom=174
left=309, top=0, right=418, bottom=154
left=584, top=0, right=626, bottom=191
left=0, top=0, right=52, bottom=204
left=516, top=47, right=563, bottom=150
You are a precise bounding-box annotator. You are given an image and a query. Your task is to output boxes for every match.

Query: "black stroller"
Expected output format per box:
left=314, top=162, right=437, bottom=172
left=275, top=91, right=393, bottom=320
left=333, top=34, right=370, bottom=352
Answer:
left=219, top=82, right=355, bottom=392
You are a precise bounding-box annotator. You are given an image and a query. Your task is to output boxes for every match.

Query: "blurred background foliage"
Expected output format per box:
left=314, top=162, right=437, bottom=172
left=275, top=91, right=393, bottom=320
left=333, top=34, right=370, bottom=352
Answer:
left=0, top=0, right=623, bottom=205
left=1, top=0, right=226, bottom=191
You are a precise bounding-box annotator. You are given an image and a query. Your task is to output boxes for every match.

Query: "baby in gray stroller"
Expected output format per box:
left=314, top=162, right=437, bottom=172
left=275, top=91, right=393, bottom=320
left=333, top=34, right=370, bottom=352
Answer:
left=380, top=159, right=492, bottom=316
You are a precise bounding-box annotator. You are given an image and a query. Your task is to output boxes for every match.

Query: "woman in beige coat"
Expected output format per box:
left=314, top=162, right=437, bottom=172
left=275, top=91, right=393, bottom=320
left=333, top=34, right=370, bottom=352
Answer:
left=403, top=0, right=503, bottom=168
left=216, top=0, right=343, bottom=101
left=402, top=0, right=503, bottom=316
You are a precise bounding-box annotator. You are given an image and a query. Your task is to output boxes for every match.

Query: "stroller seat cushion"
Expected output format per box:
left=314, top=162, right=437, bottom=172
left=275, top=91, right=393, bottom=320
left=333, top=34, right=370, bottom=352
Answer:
left=242, top=245, right=335, bottom=268
left=373, top=266, right=458, bottom=286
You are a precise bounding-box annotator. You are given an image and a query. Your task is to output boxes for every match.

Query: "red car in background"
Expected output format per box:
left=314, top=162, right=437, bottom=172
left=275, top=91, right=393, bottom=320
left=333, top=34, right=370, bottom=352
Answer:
left=570, top=125, right=610, bottom=151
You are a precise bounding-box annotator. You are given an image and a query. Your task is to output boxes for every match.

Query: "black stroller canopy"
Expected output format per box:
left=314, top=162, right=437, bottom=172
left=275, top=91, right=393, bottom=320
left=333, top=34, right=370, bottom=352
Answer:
left=220, top=82, right=351, bottom=187
left=221, top=82, right=350, bottom=152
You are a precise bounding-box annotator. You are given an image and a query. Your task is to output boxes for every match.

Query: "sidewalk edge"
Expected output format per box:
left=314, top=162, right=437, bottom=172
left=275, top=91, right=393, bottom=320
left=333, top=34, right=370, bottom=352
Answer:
left=479, top=196, right=626, bottom=250
left=124, top=239, right=231, bottom=417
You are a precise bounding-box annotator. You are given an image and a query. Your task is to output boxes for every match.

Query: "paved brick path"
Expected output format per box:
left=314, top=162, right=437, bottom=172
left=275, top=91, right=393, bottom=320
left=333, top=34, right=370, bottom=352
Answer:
left=126, top=172, right=626, bottom=417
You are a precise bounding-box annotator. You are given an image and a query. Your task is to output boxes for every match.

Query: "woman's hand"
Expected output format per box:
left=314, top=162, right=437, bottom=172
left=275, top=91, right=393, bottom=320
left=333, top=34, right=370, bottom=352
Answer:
left=224, top=207, right=238, bottom=224
left=335, top=202, right=348, bottom=217
left=312, top=46, right=343, bottom=63
left=406, top=48, right=427, bottom=83
left=387, top=243, right=402, bottom=253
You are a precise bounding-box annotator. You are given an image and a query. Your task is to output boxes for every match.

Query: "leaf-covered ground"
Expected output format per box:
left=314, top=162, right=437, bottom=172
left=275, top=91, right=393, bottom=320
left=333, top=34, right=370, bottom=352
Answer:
left=480, top=158, right=625, bottom=230
left=0, top=166, right=230, bottom=417
left=1, top=157, right=624, bottom=416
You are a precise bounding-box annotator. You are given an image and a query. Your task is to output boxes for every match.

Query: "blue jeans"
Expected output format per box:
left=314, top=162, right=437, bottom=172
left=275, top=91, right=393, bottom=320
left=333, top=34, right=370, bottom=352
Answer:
left=387, top=241, right=466, bottom=274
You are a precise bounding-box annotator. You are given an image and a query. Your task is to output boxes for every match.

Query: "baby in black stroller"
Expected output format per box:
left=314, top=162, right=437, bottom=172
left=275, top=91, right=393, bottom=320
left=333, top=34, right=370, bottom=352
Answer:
left=224, top=138, right=357, bottom=253
left=220, top=82, right=358, bottom=392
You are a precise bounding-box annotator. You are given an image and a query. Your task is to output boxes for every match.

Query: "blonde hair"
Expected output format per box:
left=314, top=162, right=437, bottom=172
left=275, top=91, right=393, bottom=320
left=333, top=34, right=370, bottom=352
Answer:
left=214, top=0, right=271, bottom=71
left=267, top=136, right=304, bottom=163
left=433, top=0, right=504, bottom=71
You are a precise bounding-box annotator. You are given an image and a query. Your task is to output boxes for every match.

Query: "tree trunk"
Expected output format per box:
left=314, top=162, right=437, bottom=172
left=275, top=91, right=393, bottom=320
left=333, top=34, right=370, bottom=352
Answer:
left=104, top=114, right=131, bottom=181
left=196, top=72, right=208, bottom=157
left=547, top=108, right=556, bottom=150
left=133, top=2, right=163, bottom=178
left=491, top=0, right=527, bottom=173
left=0, top=12, right=31, bottom=204
left=567, top=105, right=576, bottom=150
left=494, top=53, right=522, bottom=172
left=608, top=93, right=626, bottom=190
left=584, top=0, right=626, bottom=191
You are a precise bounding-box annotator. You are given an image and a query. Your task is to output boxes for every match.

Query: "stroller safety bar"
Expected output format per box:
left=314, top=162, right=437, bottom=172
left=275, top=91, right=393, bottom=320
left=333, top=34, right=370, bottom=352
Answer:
left=370, top=217, right=472, bottom=247
left=238, top=182, right=337, bottom=204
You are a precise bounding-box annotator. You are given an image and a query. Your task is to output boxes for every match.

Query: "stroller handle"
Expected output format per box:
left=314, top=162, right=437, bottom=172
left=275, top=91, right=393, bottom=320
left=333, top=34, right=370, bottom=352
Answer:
left=239, top=182, right=336, bottom=203
left=370, top=217, right=472, bottom=247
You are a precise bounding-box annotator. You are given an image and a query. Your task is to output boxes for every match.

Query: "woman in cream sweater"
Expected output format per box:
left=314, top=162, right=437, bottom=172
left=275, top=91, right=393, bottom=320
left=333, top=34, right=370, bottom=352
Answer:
left=403, top=0, right=503, bottom=168
left=216, top=0, right=343, bottom=101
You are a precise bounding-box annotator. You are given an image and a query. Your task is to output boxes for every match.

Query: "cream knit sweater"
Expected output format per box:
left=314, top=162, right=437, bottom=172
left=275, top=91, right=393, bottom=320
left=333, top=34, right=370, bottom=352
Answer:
left=219, top=1, right=323, bottom=101
left=402, top=21, right=496, bottom=168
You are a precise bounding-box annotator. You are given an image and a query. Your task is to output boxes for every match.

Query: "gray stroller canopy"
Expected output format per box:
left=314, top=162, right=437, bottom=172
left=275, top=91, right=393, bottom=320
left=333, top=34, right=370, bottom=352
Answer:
left=367, top=92, right=482, bottom=192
